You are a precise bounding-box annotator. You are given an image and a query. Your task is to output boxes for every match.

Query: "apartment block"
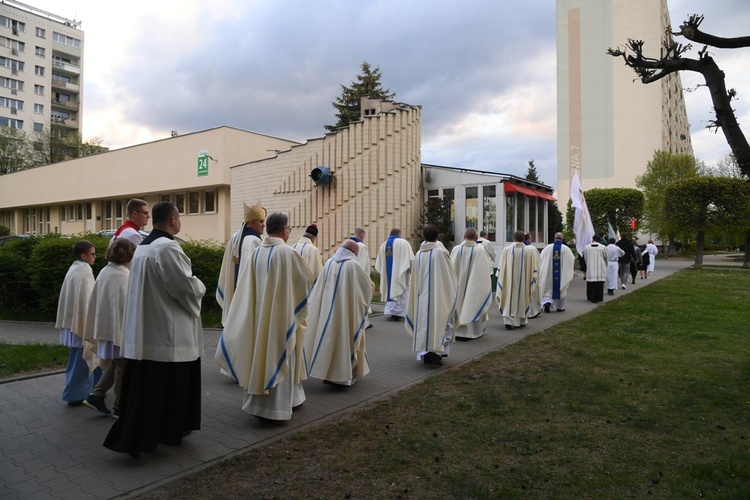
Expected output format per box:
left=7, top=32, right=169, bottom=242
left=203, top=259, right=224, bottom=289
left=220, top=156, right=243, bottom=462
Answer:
left=0, top=0, right=83, bottom=142
left=556, top=0, right=693, bottom=209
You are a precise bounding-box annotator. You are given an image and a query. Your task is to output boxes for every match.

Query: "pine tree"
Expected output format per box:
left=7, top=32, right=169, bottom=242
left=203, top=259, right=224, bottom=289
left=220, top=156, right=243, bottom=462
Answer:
left=325, top=61, right=395, bottom=132
left=525, top=159, right=540, bottom=183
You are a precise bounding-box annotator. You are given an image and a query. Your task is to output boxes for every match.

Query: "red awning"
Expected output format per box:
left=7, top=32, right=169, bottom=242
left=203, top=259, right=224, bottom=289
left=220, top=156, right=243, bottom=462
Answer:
left=504, top=183, right=556, bottom=201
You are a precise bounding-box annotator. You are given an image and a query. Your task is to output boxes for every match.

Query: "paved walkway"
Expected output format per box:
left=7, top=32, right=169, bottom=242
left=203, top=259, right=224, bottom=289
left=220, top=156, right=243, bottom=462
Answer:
left=1, top=255, right=737, bottom=499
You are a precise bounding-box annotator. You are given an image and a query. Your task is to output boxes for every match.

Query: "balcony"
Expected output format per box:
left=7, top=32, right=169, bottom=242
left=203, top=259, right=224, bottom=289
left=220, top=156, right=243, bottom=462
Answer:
left=51, top=116, right=79, bottom=130
left=51, top=59, right=80, bottom=76
left=51, top=98, right=79, bottom=111
left=52, top=41, right=81, bottom=58
left=51, top=78, right=79, bottom=93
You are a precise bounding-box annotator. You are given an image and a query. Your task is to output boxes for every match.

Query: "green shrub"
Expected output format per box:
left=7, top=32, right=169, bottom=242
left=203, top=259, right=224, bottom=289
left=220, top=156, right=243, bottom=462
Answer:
left=27, top=234, right=109, bottom=321
left=0, top=236, right=42, bottom=318
left=0, top=225, right=9, bottom=237
left=182, top=240, right=224, bottom=327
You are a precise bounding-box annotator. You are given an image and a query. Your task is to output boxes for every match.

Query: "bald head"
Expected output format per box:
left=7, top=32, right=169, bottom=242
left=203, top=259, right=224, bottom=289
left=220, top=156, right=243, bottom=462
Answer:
left=342, top=239, right=359, bottom=256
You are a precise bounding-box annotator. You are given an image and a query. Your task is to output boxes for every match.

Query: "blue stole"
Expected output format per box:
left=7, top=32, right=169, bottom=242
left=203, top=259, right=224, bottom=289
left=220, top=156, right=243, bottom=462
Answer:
left=552, top=240, right=562, bottom=299
left=385, top=235, right=397, bottom=301
left=349, top=236, right=362, bottom=243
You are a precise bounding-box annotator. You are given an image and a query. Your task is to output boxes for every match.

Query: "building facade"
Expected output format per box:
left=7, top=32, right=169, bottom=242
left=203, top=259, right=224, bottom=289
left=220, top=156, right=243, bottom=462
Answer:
left=0, top=127, right=300, bottom=241
left=230, top=101, right=424, bottom=260
left=422, top=164, right=555, bottom=256
left=0, top=0, right=84, bottom=144
left=556, top=0, right=693, bottom=209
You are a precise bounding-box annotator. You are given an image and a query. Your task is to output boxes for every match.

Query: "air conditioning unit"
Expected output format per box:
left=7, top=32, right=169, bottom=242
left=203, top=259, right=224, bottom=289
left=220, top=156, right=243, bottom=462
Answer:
left=11, top=48, right=18, bottom=56
left=10, top=107, right=17, bottom=115
left=11, top=89, right=17, bottom=95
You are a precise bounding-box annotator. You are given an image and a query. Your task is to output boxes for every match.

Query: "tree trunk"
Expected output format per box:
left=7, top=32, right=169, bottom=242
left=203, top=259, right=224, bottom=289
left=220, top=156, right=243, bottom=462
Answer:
left=694, top=231, right=705, bottom=269
left=744, top=230, right=750, bottom=269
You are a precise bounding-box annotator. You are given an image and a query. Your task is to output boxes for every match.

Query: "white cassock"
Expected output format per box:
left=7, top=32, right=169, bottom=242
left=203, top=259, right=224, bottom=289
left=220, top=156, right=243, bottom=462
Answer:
left=606, top=244, right=624, bottom=290
left=449, top=241, right=492, bottom=339
left=496, top=242, right=539, bottom=328
left=216, top=223, right=261, bottom=325
left=646, top=243, right=659, bottom=273
left=538, top=241, right=575, bottom=311
left=350, top=238, right=373, bottom=321
left=303, top=247, right=375, bottom=386
left=406, top=241, right=457, bottom=360
left=82, top=262, right=129, bottom=371
left=215, top=237, right=314, bottom=421
left=292, top=236, right=323, bottom=278
left=375, top=236, right=414, bottom=317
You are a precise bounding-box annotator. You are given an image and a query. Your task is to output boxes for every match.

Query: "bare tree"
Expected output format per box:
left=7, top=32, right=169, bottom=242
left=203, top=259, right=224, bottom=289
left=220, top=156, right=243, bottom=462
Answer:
left=608, top=14, right=750, bottom=178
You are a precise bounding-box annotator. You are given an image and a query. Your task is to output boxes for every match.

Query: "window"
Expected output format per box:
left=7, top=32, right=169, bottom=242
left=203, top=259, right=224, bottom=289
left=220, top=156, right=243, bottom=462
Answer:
left=35, top=46, right=45, bottom=57
left=52, top=74, right=71, bottom=84
left=0, top=57, right=24, bottom=72
left=0, top=76, right=23, bottom=91
left=203, top=190, right=216, bottom=213
left=505, top=193, right=515, bottom=242
left=0, top=36, right=24, bottom=52
left=0, top=97, right=23, bottom=110
left=52, top=32, right=81, bottom=48
left=35, top=66, right=44, bottom=76
left=160, top=194, right=171, bottom=203
left=33, top=122, right=43, bottom=132
left=465, top=186, right=478, bottom=229
left=482, top=185, right=497, bottom=242
left=76, top=204, right=83, bottom=221
left=34, top=104, right=43, bottom=114
left=34, top=85, right=44, bottom=95
left=175, top=193, right=185, bottom=214
left=188, top=192, right=200, bottom=214
left=443, top=188, right=455, bottom=237
left=35, top=27, right=45, bottom=38
left=0, top=16, right=25, bottom=34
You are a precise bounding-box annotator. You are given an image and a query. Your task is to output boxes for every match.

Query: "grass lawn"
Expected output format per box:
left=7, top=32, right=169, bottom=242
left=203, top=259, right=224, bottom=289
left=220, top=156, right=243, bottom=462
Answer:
left=140, top=268, right=750, bottom=498
left=0, top=343, right=67, bottom=379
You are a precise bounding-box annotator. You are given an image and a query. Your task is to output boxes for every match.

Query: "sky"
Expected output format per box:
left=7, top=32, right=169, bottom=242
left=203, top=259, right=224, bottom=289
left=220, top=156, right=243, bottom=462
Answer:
left=26, top=0, right=750, bottom=191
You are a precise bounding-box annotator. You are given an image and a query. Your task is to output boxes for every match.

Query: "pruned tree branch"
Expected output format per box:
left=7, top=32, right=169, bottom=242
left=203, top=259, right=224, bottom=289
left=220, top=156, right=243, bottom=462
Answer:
left=676, top=14, right=750, bottom=49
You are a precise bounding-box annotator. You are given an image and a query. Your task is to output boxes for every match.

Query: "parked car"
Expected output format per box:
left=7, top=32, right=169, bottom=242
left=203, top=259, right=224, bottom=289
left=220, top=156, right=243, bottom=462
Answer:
left=0, top=234, right=30, bottom=247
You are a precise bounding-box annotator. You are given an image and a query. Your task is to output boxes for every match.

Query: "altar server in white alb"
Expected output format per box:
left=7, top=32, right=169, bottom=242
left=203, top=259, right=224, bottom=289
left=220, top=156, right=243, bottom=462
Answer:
left=375, top=228, right=414, bottom=320
left=496, top=230, right=539, bottom=329
left=104, top=202, right=205, bottom=459
left=56, top=240, right=101, bottom=406
left=450, top=228, right=493, bottom=340
left=216, top=199, right=266, bottom=325
left=81, top=238, right=136, bottom=417
left=216, top=213, right=314, bottom=421
left=304, top=240, right=375, bottom=386
left=538, top=233, right=575, bottom=313
left=605, top=238, right=624, bottom=296
left=293, top=223, right=323, bottom=278
left=406, top=225, right=458, bottom=366
left=645, top=239, right=659, bottom=275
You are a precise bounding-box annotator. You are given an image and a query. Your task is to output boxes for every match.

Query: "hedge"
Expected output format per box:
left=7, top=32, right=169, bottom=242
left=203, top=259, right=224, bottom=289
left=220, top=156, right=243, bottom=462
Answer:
left=0, top=234, right=224, bottom=325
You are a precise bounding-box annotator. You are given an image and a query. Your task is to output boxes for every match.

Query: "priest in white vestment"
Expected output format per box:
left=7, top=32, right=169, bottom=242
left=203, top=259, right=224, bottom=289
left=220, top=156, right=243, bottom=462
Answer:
left=216, top=213, right=314, bottom=421
left=56, top=240, right=100, bottom=405
left=406, top=225, right=458, bottom=366
left=496, top=230, right=539, bottom=329
left=538, top=233, right=575, bottom=313
left=303, top=240, right=374, bottom=386
left=292, top=224, right=323, bottom=278
left=349, top=227, right=373, bottom=328
left=375, top=228, right=414, bottom=319
left=450, top=228, right=492, bottom=340
left=216, top=200, right=266, bottom=325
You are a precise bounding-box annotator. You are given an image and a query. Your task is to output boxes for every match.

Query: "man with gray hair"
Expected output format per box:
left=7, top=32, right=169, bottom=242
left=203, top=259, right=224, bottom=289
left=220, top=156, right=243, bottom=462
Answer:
left=217, top=212, right=314, bottom=420
left=303, top=239, right=375, bottom=386
left=538, top=232, right=576, bottom=313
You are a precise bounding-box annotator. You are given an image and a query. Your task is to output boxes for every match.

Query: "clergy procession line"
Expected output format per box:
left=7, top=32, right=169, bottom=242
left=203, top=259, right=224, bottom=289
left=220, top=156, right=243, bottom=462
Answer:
left=52, top=198, right=654, bottom=461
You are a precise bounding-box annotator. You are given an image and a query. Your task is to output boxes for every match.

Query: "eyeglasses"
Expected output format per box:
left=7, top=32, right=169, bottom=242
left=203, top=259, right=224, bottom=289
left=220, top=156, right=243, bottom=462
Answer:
left=285, top=226, right=291, bottom=231
left=135, top=210, right=149, bottom=215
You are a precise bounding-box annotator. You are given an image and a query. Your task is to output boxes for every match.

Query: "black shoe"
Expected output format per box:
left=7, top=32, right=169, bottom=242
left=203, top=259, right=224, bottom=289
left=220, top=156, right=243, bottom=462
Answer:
left=83, top=394, right=111, bottom=415
left=543, top=303, right=551, bottom=313
left=423, top=352, right=443, bottom=366
left=366, top=323, right=374, bottom=329
left=390, top=315, right=402, bottom=321
left=505, top=324, right=513, bottom=330
left=557, top=309, right=565, bottom=312
left=66, top=400, right=84, bottom=407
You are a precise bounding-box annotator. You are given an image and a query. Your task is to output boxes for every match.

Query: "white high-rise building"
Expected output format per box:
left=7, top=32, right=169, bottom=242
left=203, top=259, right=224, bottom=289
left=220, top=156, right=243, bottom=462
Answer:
left=0, top=1, right=83, bottom=147
left=556, top=0, right=692, bottom=210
